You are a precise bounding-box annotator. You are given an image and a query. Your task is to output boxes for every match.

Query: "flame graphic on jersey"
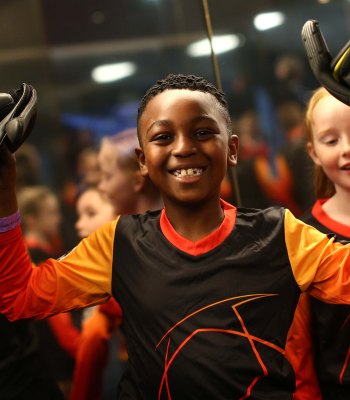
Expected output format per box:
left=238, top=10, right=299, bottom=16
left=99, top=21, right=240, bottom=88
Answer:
left=156, top=293, right=284, bottom=399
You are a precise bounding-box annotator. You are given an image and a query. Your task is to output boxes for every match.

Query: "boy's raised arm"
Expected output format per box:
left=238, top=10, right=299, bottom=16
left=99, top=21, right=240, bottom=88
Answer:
left=0, top=194, right=116, bottom=321
left=0, top=88, right=114, bottom=321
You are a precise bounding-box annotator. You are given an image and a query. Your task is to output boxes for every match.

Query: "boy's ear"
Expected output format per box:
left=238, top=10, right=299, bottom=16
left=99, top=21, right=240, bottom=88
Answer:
left=133, top=171, right=146, bottom=193
left=307, top=141, right=321, bottom=166
left=135, top=147, right=149, bottom=176
left=227, top=134, right=239, bottom=167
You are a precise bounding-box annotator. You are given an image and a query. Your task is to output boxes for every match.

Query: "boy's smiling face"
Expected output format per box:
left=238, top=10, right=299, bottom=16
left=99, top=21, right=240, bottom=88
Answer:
left=137, top=89, right=238, bottom=206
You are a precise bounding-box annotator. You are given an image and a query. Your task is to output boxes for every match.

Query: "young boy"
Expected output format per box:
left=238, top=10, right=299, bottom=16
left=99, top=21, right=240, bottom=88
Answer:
left=1, top=74, right=350, bottom=399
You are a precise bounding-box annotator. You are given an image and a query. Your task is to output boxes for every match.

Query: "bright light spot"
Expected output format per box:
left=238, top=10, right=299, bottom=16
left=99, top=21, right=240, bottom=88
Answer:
left=254, top=12, right=285, bottom=31
left=318, top=0, right=331, bottom=3
left=92, top=62, right=136, bottom=83
left=186, top=34, right=243, bottom=57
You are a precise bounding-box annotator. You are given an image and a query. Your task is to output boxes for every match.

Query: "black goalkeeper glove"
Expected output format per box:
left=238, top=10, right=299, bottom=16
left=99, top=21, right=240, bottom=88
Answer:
left=0, top=83, right=37, bottom=153
left=302, top=19, right=350, bottom=106
left=301, top=20, right=350, bottom=105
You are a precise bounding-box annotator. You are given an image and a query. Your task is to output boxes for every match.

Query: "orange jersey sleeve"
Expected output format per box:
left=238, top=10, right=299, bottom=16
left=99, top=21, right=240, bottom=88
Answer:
left=0, top=218, right=119, bottom=321
left=285, top=209, right=350, bottom=303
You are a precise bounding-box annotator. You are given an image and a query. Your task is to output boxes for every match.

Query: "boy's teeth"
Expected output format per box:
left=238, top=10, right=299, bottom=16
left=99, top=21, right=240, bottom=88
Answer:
left=174, top=168, right=203, bottom=177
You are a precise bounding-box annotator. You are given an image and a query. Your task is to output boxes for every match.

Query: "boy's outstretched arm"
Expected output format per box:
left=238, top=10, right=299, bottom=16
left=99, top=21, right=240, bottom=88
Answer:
left=0, top=150, right=116, bottom=321
left=0, top=207, right=116, bottom=321
left=0, top=97, right=115, bottom=321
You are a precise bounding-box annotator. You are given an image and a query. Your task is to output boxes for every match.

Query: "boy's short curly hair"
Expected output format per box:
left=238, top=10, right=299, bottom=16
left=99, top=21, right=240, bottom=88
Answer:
left=137, top=74, right=232, bottom=141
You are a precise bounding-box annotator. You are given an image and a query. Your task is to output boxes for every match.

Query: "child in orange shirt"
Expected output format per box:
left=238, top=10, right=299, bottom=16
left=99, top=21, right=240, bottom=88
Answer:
left=286, top=87, right=350, bottom=399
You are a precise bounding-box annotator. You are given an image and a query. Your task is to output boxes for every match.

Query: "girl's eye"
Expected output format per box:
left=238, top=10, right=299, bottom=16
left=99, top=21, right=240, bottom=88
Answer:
left=323, top=137, right=338, bottom=145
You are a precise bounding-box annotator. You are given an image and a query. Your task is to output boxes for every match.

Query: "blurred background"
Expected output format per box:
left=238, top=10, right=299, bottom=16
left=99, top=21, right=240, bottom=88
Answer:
left=1, top=0, right=349, bottom=204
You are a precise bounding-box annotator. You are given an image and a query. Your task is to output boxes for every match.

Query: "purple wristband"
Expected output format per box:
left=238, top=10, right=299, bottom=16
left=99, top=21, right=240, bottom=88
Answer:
left=0, top=210, right=21, bottom=233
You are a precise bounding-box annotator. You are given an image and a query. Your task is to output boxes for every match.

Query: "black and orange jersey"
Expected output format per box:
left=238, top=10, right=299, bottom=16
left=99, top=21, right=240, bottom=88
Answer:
left=302, top=200, right=350, bottom=399
left=2, top=200, right=350, bottom=399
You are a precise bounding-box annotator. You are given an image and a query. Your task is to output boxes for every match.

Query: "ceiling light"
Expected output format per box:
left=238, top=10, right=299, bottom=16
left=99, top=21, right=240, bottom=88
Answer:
left=186, top=34, right=243, bottom=57
left=254, top=12, right=285, bottom=31
left=92, top=62, right=136, bottom=83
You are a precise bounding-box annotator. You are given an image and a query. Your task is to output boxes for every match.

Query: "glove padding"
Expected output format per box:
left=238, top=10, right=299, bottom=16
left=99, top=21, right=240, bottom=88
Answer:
left=301, top=19, right=350, bottom=106
left=0, top=83, right=37, bottom=153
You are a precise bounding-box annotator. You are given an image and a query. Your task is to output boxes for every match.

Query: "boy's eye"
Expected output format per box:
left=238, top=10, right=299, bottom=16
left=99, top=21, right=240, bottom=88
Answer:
left=152, top=133, right=173, bottom=142
left=194, top=129, right=214, bottom=139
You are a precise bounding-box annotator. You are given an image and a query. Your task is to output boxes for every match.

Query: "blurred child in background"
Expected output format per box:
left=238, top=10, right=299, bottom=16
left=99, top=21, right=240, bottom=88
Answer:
left=18, top=186, right=81, bottom=398
left=98, top=128, right=162, bottom=215
left=286, top=87, right=350, bottom=399
left=70, top=184, right=120, bottom=400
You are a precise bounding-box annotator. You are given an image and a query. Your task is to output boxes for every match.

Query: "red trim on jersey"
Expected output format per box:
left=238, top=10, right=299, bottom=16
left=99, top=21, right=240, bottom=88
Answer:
left=160, top=199, right=237, bottom=256
left=312, top=199, right=350, bottom=237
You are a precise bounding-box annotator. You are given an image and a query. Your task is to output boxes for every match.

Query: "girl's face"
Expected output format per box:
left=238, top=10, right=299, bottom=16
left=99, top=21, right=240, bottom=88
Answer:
left=137, top=89, right=238, bottom=208
left=33, top=195, right=62, bottom=238
left=75, top=188, right=115, bottom=238
left=98, top=145, right=139, bottom=215
left=308, top=94, right=350, bottom=194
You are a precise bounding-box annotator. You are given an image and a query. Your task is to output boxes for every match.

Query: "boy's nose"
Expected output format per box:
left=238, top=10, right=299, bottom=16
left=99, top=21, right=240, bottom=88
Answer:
left=172, top=135, right=197, bottom=157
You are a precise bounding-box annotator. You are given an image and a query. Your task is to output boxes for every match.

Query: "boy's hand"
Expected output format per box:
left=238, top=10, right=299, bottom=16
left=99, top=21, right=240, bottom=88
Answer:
left=0, top=83, right=37, bottom=217
left=0, top=83, right=37, bottom=152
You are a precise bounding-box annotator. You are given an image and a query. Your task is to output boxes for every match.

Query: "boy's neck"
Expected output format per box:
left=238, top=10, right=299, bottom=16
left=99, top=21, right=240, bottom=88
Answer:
left=137, top=193, right=163, bottom=214
left=164, top=198, right=225, bottom=242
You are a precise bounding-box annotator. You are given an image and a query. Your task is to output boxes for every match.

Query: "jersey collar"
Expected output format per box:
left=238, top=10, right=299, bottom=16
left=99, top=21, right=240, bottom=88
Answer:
left=160, top=199, right=237, bottom=256
left=312, top=199, right=350, bottom=237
